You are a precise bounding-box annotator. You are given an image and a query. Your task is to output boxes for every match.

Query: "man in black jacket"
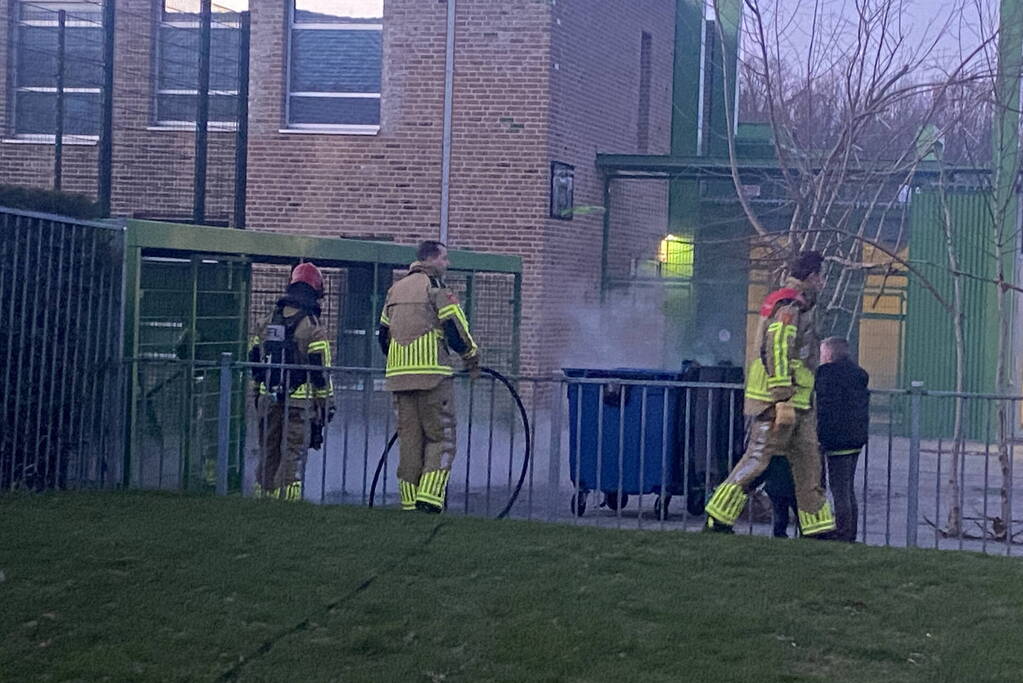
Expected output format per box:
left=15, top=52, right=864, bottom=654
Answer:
left=816, top=337, right=870, bottom=542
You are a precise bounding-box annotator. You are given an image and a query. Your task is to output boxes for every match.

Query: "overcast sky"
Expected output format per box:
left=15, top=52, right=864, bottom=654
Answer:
left=732, top=0, right=1001, bottom=77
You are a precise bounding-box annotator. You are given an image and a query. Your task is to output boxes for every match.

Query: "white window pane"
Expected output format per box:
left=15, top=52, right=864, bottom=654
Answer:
left=16, top=26, right=103, bottom=89
left=162, top=0, right=249, bottom=11
left=15, top=26, right=58, bottom=87
left=15, top=91, right=100, bottom=135
left=158, top=26, right=199, bottom=89
left=157, top=26, right=239, bottom=91
left=290, top=29, right=380, bottom=93
left=294, top=0, right=382, bottom=23
left=19, top=2, right=102, bottom=23
left=289, top=95, right=379, bottom=125
left=157, top=93, right=238, bottom=123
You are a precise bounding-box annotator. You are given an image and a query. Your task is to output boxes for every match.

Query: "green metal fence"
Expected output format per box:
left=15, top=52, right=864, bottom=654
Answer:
left=1, top=210, right=522, bottom=494
left=122, top=220, right=523, bottom=494
left=1, top=207, right=125, bottom=491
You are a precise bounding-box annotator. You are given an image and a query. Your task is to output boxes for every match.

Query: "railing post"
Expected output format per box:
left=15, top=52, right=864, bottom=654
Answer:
left=546, top=382, right=563, bottom=521
left=216, top=352, right=233, bottom=495
left=192, top=0, right=212, bottom=224
left=54, top=9, right=66, bottom=191
left=907, top=380, right=924, bottom=547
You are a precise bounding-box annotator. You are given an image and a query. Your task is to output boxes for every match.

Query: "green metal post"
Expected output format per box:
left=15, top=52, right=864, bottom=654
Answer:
left=707, top=0, right=742, bottom=158
left=671, top=0, right=704, bottom=155
left=464, top=272, right=475, bottom=327
left=511, top=272, right=522, bottom=377
left=121, top=242, right=141, bottom=487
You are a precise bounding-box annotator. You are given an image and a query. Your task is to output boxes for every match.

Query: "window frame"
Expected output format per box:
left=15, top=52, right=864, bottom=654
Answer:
left=152, top=3, right=243, bottom=129
left=8, top=2, right=102, bottom=143
left=283, top=2, right=382, bottom=134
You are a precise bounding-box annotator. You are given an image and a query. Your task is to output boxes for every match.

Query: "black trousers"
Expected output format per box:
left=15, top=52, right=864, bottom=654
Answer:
left=823, top=450, right=860, bottom=542
left=753, top=456, right=799, bottom=538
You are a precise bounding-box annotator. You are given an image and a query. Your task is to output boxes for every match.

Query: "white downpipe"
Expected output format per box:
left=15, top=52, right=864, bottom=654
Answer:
left=439, top=0, right=456, bottom=243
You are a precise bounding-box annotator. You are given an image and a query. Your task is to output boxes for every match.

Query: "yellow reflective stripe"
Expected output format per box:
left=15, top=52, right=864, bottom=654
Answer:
left=386, top=367, right=454, bottom=377
left=705, top=482, right=747, bottom=525
left=386, top=331, right=452, bottom=377
left=767, top=322, right=796, bottom=387
left=282, top=384, right=334, bottom=398
left=437, top=304, right=460, bottom=320
left=827, top=449, right=861, bottom=456
left=438, top=304, right=478, bottom=351
left=799, top=503, right=836, bottom=535
left=399, top=480, right=418, bottom=509
left=249, top=334, right=260, bottom=346
left=416, top=470, right=450, bottom=506
left=380, top=312, right=391, bottom=325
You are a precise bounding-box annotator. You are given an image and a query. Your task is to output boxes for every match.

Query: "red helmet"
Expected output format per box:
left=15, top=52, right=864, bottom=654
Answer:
left=291, top=262, right=324, bottom=293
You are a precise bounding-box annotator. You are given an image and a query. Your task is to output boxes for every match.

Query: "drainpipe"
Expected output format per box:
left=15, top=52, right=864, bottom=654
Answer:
left=439, top=0, right=457, bottom=244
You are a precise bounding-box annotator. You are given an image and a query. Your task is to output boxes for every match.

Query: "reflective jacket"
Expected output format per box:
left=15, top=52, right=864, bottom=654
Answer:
left=248, top=283, right=333, bottom=405
left=744, top=276, right=819, bottom=414
left=377, top=262, right=478, bottom=392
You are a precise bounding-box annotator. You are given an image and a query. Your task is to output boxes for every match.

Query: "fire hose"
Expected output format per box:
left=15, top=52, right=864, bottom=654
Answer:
left=368, top=367, right=531, bottom=520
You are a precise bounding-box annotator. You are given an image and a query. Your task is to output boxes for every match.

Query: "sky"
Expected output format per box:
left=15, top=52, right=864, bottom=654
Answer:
left=731, top=0, right=1001, bottom=78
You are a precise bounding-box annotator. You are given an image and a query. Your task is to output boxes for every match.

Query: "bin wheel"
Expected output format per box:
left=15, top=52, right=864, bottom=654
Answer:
left=602, top=492, right=629, bottom=511
left=654, top=494, right=672, bottom=520
left=570, top=492, right=587, bottom=517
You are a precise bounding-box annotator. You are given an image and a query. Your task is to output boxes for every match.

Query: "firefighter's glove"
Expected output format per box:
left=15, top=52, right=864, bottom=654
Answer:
left=326, top=405, right=336, bottom=424
left=769, top=385, right=796, bottom=403
left=464, top=353, right=482, bottom=381
left=774, top=401, right=797, bottom=428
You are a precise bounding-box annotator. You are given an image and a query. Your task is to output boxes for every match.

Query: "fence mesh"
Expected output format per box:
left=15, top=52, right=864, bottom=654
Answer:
left=6, top=0, right=247, bottom=222
left=0, top=209, right=124, bottom=490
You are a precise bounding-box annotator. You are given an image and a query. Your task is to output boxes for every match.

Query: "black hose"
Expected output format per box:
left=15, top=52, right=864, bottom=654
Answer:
left=367, top=432, right=398, bottom=509
left=367, top=367, right=532, bottom=520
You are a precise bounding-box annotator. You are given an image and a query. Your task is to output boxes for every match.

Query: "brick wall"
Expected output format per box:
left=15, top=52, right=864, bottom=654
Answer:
left=542, top=0, right=675, bottom=371
left=0, top=0, right=677, bottom=375
left=246, top=0, right=452, bottom=240
left=0, top=0, right=238, bottom=220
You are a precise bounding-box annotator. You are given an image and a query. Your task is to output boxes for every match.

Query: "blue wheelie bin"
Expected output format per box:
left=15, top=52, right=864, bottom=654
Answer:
left=563, top=368, right=684, bottom=518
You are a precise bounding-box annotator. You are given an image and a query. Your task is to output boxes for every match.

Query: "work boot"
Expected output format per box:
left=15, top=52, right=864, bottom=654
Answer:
left=703, top=516, right=734, bottom=534
left=415, top=501, right=443, bottom=514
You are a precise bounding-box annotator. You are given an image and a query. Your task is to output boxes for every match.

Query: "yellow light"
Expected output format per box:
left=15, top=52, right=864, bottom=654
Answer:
left=658, top=235, right=694, bottom=278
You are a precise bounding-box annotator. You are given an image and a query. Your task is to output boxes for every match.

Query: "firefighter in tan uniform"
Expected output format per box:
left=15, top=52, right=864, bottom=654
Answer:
left=377, top=241, right=480, bottom=513
left=249, top=263, right=333, bottom=501
left=704, top=251, right=836, bottom=537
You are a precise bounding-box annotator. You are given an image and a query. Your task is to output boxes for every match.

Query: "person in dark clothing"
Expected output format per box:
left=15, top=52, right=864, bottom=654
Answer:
left=756, top=456, right=800, bottom=538
left=816, top=336, right=870, bottom=542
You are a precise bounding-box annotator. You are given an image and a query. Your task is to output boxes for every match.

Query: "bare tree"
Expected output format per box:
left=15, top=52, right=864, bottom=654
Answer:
left=716, top=0, right=1010, bottom=539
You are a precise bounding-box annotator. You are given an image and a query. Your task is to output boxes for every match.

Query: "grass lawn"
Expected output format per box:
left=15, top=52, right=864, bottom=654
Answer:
left=2, top=492, right=1023, bottom=682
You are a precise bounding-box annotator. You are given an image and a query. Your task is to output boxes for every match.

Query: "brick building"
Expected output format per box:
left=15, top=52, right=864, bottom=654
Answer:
left=0, top=0, right=679, bottom=374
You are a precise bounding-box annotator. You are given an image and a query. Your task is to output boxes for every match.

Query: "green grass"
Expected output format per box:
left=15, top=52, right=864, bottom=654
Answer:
left=2, top=492, right=1023, bottom=682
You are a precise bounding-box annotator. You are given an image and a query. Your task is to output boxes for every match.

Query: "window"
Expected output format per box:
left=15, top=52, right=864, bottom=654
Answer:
left=286, top=0, right=383, bottom=131
left=154, top=0, right=247, bottom=127
left=11, top=1, right=103, bottom=139
left=550, top=162, right=574, bottom=220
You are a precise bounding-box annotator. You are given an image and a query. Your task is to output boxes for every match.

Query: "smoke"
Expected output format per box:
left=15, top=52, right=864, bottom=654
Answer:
left=558, top=286, right=680, bottom=371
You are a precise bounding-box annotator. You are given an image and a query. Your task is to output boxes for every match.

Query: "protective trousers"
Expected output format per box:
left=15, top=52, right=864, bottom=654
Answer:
left=394, top=379, right=456, bottom=511
left=706, top=408, right=835, bottom=536
left=256, top=397, right=313, bottom=500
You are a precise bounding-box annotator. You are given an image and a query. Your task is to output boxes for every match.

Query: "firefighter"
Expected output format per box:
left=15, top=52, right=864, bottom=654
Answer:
left=703, top=251, right=836, bottom=537
left=249, top=262, right=333, bottom=501
left=377, top=241, right=480, bottom=513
